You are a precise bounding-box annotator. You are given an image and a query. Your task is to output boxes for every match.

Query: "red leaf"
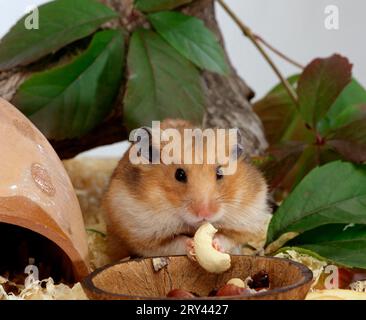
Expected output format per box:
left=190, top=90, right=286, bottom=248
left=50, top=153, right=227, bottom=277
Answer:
left=260, top=142, right=306, bottom=190
left=254, top=90, right=313, bottom=145
left=297, top=54, right=353, bottom=128
left=337, top=268, right=354, bottom=289
left=253, top=91, right=297, bottom=145
left=328, top=140, right=366, bottom=163
left=331, top=113, right=366, bottom=143
left=328, top=110, right=366, bottom=162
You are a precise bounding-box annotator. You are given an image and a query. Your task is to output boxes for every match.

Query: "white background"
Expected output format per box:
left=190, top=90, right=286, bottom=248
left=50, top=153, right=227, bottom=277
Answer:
left=1, top=0, right=365, bottom=157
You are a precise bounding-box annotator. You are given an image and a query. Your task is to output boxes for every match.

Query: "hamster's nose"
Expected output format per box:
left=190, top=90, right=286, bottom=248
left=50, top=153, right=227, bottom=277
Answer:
left=191, top=202, right=219, bottom=219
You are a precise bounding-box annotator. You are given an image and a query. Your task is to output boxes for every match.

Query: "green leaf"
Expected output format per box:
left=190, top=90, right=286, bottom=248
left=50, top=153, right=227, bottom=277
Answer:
left=318, top=79, right=366, bottom=136
left=13, top=29, right=125, bottom=140
left=266, top=161, right=366, bottom=244
left=318, top=104, right=364, bottom=137
left=134, top=0, right=192, bottom=12
left=0, top=0, right=118, bottom=71
left=123, top=29, right=204, bottom=129
left=148, top=11, right=229, bottom=75
left=268, top=74, right=300, bottom=95
left=297, top=54, right=352, bottom=128
left=288, top=224, right=366, bottom=268
left=327, top=79, right=366, bottom=118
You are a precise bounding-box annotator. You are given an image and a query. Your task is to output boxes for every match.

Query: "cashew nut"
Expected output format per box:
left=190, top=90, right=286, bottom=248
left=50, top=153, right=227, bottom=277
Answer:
left=227, top=278, right=245, bottom=288
left=193, top=223, right=231, bottom=273
left=306, top=289, right=366, bottom=300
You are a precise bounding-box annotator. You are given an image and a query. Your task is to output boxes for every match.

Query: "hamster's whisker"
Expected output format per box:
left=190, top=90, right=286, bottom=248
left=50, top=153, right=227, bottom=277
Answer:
left=222, top=202, right=269, bottom=214
left=216, top=196, right=269, bottom=210
left=150, top=205, right=184, bottom=215
left=220, top=208, right=258, bottom=226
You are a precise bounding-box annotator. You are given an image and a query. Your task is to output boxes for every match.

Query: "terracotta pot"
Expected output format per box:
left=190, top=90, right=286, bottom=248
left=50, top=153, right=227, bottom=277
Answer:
left=0, top=98, right=89, bottom=280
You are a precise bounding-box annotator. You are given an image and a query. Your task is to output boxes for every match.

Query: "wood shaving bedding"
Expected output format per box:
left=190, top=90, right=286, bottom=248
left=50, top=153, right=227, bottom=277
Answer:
left=0, top=275, right=87, bottom=300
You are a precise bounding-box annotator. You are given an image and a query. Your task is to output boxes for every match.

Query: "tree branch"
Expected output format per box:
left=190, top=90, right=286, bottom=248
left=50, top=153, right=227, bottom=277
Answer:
left=0, top=0, right=268, bottom=159
left=217, top=0, right=299, bottom=107
left=253, top=34, right=304, bottom=69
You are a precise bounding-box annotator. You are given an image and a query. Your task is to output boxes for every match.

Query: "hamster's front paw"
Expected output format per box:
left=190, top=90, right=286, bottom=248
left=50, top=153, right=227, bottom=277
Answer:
left=213, top=234, right=235, bottom=253
left=186, top=238, right=196, bottom=261
left=212, top=237, right=225, bottom=253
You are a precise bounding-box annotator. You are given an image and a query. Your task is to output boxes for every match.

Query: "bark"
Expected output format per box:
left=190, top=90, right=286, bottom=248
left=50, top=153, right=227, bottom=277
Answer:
left=0, top=0, right=267, bottom=159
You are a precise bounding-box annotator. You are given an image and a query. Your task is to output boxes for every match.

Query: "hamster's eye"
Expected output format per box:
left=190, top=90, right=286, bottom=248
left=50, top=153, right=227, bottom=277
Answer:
left=216, top=166, right=224, bottom=180
left=175, top=168, right=187, bottom=183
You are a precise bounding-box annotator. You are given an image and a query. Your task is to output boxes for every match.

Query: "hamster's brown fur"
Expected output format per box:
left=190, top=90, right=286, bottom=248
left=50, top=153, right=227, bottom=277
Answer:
left=103, top=120, right=270, bottom=261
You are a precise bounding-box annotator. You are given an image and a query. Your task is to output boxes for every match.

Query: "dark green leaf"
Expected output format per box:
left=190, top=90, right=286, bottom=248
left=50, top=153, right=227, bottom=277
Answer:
left=297, top=54, right=352, bottom=128
left=135, top=0, right=192, bottom=12
left=148, top=12, right=229, bottom=75
left=13, top=29, right=125, bottom=140
left=318, top=79, right=366, bottom=136
left=123, top=29, right=204, bottom=129
left=266, top=161, right=366, bottom=244
left=288, top=224, right=366, bottom=268
left=0, top=0, right=118, bottom=71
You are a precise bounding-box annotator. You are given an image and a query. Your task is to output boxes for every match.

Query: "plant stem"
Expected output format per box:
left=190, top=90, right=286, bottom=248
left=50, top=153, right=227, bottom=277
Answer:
left=253, top=34, right=304, bottom=69
left=217, top=0, right=299, bottom=107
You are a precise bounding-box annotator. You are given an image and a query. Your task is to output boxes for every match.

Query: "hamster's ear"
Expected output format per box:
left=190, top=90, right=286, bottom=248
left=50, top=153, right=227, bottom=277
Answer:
left=231, top=128, right=245, bottom=161
left=129, top=127, right=160, bottom=164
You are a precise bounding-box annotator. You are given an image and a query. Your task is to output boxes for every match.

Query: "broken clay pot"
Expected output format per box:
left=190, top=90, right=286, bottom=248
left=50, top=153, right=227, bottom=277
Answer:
left=0, top=98, right=89, bottom=280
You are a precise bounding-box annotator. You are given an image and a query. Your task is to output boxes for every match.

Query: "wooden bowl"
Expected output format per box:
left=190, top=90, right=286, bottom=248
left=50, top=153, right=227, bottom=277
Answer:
left=0, top=98, right=90, bottom=280
left=82, top=255, right=313, bottom=300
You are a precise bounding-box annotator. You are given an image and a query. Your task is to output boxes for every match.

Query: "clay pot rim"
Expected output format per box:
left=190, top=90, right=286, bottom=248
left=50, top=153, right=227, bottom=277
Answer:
left=81, top=255, right=313, bottom=300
